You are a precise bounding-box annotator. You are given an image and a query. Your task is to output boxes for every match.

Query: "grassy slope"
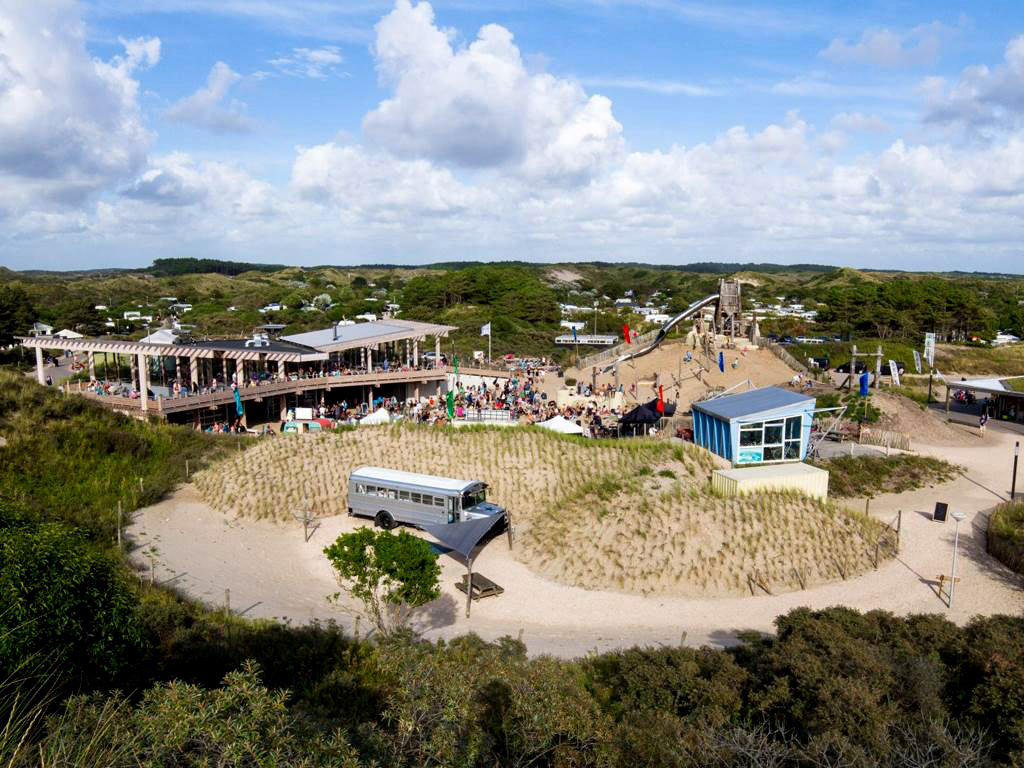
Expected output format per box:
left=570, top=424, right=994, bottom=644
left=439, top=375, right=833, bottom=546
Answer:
left=0, top=371, right=244, bottom=540
left=813, top=455, right=960, bottom=498
left=194, top=424, right=890, bottom=596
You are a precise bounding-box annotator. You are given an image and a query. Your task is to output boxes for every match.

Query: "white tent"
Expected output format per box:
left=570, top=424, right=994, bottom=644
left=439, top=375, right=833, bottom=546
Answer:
left=537, top=414, right=584, bottom=435
left=360, top=407, right=392, bottom=425
left=54, top=329, right=84, bottom=339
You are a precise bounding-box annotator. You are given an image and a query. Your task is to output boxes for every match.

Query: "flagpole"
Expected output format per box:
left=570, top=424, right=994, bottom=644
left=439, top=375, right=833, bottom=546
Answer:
left=488, top=324, right=492, bottom=367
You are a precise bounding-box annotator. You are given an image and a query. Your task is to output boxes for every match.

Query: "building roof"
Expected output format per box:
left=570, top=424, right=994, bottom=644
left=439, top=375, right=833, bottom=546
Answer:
left=281, top=319, right=455, bottom=353
left=693, top=386, right=815, bottom=421
left=948, top=376, right=1024, bottom=398
left=139, top=329, right=180, bottom=345
left=184, top=337, right=326, bottom=361
left=350, top=466, right=477, bottom=493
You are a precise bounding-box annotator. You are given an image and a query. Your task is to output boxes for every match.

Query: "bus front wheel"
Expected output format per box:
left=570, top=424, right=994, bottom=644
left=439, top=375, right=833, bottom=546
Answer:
left=375, top=511, right=395, bottom=530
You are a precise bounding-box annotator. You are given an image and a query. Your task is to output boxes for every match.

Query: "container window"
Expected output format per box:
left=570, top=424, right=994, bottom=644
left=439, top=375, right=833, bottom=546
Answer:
left=740, top=427, right=762, bottom=447
left=764, top=424, right=783, bottom=444
left=763, top=446, right=783, bottom=461
left=785, top=415, right=802, bottom=439
left=784, top=441, right=800, bottom=459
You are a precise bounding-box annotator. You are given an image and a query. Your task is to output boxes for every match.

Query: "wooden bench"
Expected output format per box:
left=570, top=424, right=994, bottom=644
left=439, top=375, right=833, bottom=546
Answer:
left=457, top=572, right=504, bottom=601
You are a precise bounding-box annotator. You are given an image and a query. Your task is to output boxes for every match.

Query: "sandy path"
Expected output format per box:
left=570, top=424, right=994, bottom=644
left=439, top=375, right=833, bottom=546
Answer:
left=128, top=426, right=1023, bottom=657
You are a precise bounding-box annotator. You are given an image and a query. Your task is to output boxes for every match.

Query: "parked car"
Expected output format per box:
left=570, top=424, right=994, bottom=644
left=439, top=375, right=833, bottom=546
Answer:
left=834, top=361, right=869, bottom=374
left=882, top=361, right=906, bottom=376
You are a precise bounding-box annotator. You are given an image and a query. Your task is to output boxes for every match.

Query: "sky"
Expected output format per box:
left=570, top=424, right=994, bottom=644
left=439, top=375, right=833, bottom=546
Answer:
left=2, top=1, right=1024, bottom=272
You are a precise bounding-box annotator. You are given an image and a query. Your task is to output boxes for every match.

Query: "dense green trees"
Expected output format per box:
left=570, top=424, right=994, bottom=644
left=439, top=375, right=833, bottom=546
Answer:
left=0, top=283, right=36, bottom=343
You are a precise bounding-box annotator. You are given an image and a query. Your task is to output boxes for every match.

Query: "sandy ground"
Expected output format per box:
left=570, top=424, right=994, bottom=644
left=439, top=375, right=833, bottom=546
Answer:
left=565, top=342, right=795, bottom=411
left=128, top=422, right=1024, bottom=657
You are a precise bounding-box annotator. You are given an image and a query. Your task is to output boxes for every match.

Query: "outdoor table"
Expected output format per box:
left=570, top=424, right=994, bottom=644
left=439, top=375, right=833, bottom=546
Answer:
left=456, top=572, right=504, bottom=601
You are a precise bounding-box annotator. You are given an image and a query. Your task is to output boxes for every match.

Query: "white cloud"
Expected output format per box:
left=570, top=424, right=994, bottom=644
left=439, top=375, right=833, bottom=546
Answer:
left=924, top=35, right=1024, bottom=134
left=831, top=112, right=890, bottom=133
left=578, top=77, right=714, bottom=96
left=291, top=142, right=487, bottom=218
left=820, top=23, right=949, bottom=69
left=0, top=0, right=157, bottom=210
left=164, top=61, right=255, bottom=133
left=362, top=0, right=623, bottom=182
left=268, top=46, right=346, bottom=79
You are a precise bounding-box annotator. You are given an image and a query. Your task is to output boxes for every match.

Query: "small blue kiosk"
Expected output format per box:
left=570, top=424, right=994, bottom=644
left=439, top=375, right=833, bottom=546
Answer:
left=692, top=387, right=816, bottom=467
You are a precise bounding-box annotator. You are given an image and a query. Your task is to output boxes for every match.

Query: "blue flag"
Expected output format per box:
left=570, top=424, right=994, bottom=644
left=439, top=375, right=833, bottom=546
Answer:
left=233, top=387, right=244, bottom=416
left=571, top=326, right=577, bottom=342
left=718, top=351, right=725, bottom=373
left=859, top=371, right=870, bottom=396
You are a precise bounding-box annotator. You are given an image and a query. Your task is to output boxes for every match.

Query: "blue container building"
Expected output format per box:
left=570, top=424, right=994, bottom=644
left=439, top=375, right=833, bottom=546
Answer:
left=691, top=387, right=816, bottom=466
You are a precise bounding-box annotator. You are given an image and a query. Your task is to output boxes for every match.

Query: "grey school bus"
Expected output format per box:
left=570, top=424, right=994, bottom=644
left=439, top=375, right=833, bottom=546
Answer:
left=347, top=466, right=506, bottom=530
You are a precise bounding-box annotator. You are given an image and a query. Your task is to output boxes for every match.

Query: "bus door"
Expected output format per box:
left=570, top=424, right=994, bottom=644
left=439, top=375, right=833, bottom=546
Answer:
left=445, top=496, right=457, bottom=524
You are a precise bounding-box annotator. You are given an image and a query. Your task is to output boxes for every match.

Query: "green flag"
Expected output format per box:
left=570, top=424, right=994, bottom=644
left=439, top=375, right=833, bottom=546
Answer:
left=453, top=353, right=459, bottom=376
left=446, top=390, right=455, bottom=419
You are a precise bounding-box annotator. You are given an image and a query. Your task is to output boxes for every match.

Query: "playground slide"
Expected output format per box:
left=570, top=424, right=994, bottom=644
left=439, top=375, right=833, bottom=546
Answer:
left=602, top=293, right=720, bottom=372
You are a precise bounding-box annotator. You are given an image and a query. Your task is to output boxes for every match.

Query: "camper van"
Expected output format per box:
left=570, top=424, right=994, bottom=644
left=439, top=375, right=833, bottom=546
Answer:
left=347, top=466, right=505, bottom=530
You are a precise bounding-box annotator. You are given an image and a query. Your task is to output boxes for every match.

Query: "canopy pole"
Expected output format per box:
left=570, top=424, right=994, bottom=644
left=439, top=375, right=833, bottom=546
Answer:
left=465, top=557, right=473, bottom=618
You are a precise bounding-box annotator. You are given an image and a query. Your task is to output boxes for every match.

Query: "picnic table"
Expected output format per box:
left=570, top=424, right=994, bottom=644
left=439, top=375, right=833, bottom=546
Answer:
left=457, top=572, right=504, bottom=601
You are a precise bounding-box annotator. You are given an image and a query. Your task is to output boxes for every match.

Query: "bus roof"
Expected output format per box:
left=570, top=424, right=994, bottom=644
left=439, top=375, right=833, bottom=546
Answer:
left=350, top=466, right=479, bottom=493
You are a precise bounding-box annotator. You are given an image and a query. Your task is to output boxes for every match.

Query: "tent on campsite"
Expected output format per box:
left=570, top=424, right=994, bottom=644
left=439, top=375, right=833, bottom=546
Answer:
left=536, top=414, right=585, bottom=435
left=619, top=398, right=676, bottom=436
left=360, top=407, right=391, bottom=425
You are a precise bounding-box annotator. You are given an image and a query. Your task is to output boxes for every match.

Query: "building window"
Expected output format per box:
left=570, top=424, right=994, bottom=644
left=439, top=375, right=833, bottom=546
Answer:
left=736, top=414, right=803, bottom=464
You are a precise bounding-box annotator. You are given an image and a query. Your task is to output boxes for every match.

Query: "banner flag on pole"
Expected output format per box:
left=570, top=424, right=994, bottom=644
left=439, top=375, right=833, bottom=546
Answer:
left=233, top=386, right=243, bottom=417
left=718, top=351, right=725, bottom=373
left=446, top=390, right=455, bottom=419
left=913, top=350, right=922, bottom=375
left=888, top=359, right=901, bottom=388
left=656, top=385, right=665, bottom=414
left=623, top=323, right=631, bottom=344
left=859, top=371, right=870, bottom=396
left=480, top=322, right=491, bottom=336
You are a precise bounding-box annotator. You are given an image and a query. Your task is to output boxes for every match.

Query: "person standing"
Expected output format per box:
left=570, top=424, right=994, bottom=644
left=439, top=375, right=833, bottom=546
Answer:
left=979, top=411, right=989, bottom=436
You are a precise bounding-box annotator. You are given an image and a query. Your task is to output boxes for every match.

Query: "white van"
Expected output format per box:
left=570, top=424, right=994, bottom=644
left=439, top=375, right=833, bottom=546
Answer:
left=347, top=466, right=506, bottom=530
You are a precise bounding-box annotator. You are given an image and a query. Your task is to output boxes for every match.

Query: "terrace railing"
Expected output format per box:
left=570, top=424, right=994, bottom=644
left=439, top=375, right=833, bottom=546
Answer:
left=69, top=367, right=447, bottom=415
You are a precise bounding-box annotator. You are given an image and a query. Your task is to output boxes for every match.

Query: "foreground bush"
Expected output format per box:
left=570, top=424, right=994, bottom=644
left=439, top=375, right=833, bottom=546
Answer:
left=988, top=500, right=1024, bottom=575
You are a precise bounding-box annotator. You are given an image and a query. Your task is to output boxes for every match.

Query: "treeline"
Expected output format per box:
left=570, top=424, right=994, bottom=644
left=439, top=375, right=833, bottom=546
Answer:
left=2, top=373, right=1024, bottom=766
left=149, top=258, right=286, bottom=276
left=812, top=277, right=1024, bottom=340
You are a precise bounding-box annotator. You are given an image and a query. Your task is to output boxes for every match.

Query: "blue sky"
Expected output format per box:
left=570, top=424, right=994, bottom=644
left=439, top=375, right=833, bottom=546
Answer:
left=2, top=0, right=1024, bottom=271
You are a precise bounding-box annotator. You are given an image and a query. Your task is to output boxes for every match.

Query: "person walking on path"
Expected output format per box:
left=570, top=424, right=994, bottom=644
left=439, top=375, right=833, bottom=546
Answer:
left=979, top=411, right=989, bottom=436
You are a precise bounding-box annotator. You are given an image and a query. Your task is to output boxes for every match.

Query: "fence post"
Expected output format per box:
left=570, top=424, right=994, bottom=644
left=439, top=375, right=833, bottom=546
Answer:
left=224, top=588, right=231, bottom=615
left=185, top=459, right=190, bottom=478
left=896, top=510, right=902, bottom=552
left=139, top=477, right=144, bottom=495
left=117, top=500, right=122, bottom=552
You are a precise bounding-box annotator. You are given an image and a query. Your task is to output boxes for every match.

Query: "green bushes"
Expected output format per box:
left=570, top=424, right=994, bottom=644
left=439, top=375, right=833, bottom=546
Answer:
left=988, top=500, right=1024, bottom=575
left=814, top=454, right=960, bottom=498
left=0, top=522, right=142, bottom=684
left=0, top=370, right=240, bottom=540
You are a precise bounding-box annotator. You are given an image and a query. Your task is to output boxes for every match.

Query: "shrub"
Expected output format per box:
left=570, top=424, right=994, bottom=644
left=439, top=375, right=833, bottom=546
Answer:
left=0, top=522, right=142, bottom=683
left=988, top=500, right=1024, bottom=575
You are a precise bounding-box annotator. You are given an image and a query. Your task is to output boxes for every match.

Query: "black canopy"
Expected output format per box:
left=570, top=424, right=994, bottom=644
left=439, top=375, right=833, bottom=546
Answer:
left=421, top=514, right=505, bottom=561
left=620, top=398, right=676, bottom=424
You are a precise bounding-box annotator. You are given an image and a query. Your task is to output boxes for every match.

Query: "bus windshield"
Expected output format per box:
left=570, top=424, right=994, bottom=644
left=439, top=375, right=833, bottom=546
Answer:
left=462, top=488, right=486, bottom=509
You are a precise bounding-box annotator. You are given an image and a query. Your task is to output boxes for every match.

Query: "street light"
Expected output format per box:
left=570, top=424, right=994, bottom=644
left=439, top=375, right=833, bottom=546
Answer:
left=948, top=509, right=966, bottom=610
left=1013, top=441, right=1020, bottom=501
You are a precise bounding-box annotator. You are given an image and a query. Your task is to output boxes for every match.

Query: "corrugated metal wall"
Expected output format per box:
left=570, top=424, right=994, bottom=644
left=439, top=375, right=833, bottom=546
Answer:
left=693, top=409, right=732, bottom=461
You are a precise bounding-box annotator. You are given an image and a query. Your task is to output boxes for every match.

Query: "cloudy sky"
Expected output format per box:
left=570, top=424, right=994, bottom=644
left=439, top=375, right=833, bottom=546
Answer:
left=2, top=0, right=1024, bottom=272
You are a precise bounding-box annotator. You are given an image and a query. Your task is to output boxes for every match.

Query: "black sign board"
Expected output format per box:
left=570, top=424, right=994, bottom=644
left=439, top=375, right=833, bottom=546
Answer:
left=933, top=502, right=948, bottom=522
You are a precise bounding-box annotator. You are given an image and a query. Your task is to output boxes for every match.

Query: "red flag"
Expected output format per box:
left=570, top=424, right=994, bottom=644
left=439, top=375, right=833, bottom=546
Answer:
left=623, top=323, right=631, bottom=344
left=656, top=385, right=665, bottom=414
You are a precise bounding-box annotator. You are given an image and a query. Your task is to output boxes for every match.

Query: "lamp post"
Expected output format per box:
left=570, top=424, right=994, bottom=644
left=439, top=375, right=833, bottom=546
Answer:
left=948, top=509, right=966, bottom=610
left=1013, top=441, right=1020, bottom=501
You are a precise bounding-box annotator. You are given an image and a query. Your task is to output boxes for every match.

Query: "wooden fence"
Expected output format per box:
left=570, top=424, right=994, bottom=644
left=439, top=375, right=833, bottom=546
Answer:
left=859, top=427, right=912, bottom=452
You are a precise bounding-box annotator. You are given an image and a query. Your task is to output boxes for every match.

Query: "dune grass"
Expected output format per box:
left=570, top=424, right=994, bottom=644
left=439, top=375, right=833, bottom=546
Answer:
left=988, top=500, right=1024, bottom=575
left=195, top=424, right=891, bottom=596
left=814, top=454, right=960, bottom=499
